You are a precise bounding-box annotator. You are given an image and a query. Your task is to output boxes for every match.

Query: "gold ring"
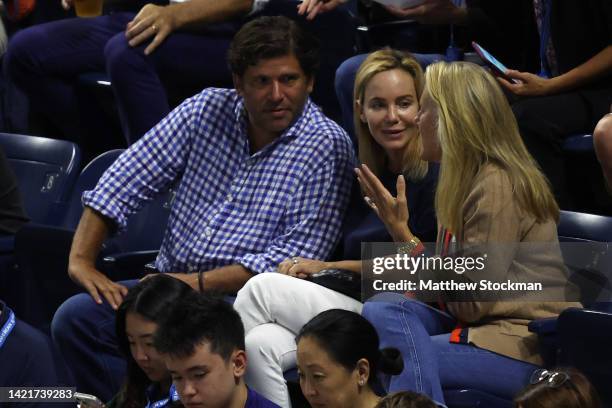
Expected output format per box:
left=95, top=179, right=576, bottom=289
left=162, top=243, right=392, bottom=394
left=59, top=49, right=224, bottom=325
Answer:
left=292, top=257, right=299, bottom=265
left=151, top=24, right=157, bottom=31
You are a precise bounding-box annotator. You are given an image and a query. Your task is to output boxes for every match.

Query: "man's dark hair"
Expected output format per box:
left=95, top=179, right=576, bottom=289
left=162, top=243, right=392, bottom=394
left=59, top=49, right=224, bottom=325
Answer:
left=154, top=291, right=245, bottom=361
left=228, top=15, right=320, bottom=78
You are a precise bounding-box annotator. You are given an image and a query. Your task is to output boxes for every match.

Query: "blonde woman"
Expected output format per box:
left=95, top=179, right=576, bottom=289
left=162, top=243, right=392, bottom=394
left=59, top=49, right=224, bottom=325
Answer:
left=234, top=49, right=437, bottom=407
left=358, top=61, right=578, bottom=405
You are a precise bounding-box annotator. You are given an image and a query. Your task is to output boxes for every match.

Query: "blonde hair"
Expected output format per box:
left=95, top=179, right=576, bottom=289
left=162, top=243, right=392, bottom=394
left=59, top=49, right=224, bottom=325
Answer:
left=353, top=49, right=428, bottom=181
left=425, top=61, right=559, bottom=236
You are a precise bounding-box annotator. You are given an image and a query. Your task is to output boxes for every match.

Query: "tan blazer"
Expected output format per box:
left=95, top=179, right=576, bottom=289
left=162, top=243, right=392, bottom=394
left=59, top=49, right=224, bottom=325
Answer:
left=443, top=164, right=580, bottom=366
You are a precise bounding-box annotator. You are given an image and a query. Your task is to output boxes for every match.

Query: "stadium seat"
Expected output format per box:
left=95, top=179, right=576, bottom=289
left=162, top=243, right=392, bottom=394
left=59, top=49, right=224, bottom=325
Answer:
left=0, top=132, right=80, bottom=309
left=562, top=134, right=594, bottom=154
left=0, top=132, right=81, bottom=225
left=13, top=149, right=173, bottom=332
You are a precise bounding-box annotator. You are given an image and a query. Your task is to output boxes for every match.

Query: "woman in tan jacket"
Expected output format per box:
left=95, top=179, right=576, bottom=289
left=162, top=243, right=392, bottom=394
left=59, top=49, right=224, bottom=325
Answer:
left=357, top=61, right=578, bottom=405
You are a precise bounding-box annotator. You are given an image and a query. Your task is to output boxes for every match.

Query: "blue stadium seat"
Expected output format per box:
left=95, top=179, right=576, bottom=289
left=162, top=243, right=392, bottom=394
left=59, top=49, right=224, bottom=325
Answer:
left=0, top=132, right=81, bottom=225
left=0, top=133, right=80, bottom=309
left=562, top=134, right=594, bottom=154
left=13, top=149, right=173, bottom=332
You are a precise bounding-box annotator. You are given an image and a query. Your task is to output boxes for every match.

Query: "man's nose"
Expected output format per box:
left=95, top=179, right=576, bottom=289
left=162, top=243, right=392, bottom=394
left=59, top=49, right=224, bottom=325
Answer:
left=270, top=81, right=283, bottom=102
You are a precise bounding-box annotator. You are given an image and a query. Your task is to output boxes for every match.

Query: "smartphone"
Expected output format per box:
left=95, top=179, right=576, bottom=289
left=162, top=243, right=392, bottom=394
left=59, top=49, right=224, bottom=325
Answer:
left=471, top=41, right=520, bottom=84
left=74, top=392, right=105, bottom=408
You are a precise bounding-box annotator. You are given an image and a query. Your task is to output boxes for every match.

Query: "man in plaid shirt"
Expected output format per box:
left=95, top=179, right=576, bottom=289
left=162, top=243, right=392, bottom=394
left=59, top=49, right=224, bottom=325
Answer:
left=52, top=16, right=354, bottom=401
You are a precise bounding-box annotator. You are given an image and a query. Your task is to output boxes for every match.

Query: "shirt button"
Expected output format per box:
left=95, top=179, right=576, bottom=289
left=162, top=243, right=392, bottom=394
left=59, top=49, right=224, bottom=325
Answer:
left=227, top=194, right=233, bottom=202
left=205, top=227, right=213, bottom=237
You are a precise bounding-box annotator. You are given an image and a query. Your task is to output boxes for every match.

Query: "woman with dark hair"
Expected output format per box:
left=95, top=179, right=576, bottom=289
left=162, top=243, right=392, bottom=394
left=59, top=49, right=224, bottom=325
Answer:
left=296, top=309, right=403, bottom=408
left=111, top=275, right=192, bottom=408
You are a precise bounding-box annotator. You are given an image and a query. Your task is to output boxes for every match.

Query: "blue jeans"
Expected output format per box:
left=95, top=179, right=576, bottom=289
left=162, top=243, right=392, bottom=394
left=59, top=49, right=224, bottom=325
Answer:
left=362, top=293, right=538, bottom=405
left=4, top=13, right=238, bottom=145
left=334, top=52, right=445, bottom=142
left=51, top=279, right=139, bottom=401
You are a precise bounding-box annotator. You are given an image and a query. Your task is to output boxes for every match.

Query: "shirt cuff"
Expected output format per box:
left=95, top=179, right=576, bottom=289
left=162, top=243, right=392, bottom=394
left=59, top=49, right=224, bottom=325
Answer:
left=238, top=252, right=278, bottom=274
left=82, top=189, right=127, bottom=233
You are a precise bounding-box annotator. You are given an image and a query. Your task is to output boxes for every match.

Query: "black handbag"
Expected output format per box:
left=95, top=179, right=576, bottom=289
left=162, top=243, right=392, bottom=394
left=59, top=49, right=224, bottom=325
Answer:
left=306, top=269, right=362, bottom=301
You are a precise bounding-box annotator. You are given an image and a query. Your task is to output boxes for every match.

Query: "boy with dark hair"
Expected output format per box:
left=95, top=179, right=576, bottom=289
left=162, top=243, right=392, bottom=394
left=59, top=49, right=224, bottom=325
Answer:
left=154, top=292, right=279, bottom=408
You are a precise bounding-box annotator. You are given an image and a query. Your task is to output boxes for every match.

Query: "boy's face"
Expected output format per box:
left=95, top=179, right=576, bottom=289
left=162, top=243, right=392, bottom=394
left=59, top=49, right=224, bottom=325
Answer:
left=164, top=342, right=246, bottom=408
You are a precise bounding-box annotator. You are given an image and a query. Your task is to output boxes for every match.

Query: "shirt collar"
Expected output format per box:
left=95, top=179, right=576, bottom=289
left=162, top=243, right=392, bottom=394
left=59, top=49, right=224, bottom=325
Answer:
left=233, top=93, right=317, bottom=147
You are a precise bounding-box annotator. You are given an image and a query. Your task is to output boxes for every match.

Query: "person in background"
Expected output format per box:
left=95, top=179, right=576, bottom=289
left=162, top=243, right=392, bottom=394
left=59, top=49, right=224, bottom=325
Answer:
left=375, top=391, right=437, bottom=408
left=358, top=61, right=580, bottom=405
left=233, top=49, right=436, bottom=407
left=498, top=0, right=612, bottom=208
left=4, top=0, right=269, bottom=145
left=109, top=275, right=192, bottom=408
left=153, top=290, right=279, bottom=408
left=297, top=0, right=540, bottom=138
left=296, top=309, right=403, bottom=408
left=0, top=299, right=73, bottom=408
left=514, top=367, right=601, bottom=408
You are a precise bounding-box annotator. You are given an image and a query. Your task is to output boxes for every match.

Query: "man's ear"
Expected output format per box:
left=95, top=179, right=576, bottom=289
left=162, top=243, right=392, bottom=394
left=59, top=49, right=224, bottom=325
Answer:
left=231, top=350, right=247, bottom=378
left=306, top=76, right=314, bottom=94
left=233, top=74, right=244, bottom=96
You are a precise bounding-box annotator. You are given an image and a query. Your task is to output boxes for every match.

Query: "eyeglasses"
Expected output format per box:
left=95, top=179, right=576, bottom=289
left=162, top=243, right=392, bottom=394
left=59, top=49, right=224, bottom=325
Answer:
left=529, top=369, right=571, bottom=388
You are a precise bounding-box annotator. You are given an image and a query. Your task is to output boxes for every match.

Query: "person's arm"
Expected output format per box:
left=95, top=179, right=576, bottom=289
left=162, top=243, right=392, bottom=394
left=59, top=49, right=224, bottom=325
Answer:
left=73, top=95, right=201, bottom=305
left=383, top=0, right=467, bottom=25
left=277, top=257, right=362, bottom=278
left=68, top=208, right=128, bottom=309
left=159, top=264, right=254, bottom=292
left=499, top=45, right=612, bottom=97
left=125, top=0, right=254, bottom=55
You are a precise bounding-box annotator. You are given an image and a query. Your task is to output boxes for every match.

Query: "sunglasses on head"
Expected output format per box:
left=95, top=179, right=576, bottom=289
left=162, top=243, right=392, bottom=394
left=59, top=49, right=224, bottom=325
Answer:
left=529, top=369, right=571, bottom=388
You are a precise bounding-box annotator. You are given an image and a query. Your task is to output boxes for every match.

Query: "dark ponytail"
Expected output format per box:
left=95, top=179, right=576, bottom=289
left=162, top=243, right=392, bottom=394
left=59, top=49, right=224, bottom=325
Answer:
left=297, top=309, right=403, bottom=386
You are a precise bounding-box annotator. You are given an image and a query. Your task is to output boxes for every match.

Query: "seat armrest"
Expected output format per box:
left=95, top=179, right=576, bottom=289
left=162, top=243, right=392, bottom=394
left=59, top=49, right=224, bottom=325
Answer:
left=102, top=250, right=159, bottom=281
left=528, top=316, right=558, bottom=335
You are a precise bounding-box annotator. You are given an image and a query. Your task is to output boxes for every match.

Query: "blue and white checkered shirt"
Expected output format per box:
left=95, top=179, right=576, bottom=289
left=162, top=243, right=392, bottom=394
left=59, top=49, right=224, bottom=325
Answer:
left=83, top=88, right=355, bottom=274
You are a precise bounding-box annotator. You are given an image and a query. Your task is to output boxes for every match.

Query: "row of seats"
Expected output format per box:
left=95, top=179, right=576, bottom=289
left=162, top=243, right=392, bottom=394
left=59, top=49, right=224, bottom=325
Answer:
left=1, top=132, right=612, bottom=407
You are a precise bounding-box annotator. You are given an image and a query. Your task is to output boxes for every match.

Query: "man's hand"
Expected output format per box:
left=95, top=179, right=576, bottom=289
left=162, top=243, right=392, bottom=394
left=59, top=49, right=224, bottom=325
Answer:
left=68, top=259, right=128, bottom=309
left=278, top=257, right=330, bottom=279
left=140, top=272, right=198, bottom=289
left=297, top=0, right=346, bottom=20
left=384, top=0, right=467, bottom=25
left=126, top=4, right=178, bottom=55
left=497, top=70, right=555, bottom=97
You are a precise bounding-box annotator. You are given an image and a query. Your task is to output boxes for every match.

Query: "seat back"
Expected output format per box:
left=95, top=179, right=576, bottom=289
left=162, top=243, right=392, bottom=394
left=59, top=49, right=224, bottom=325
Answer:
left=61, top=149, right=124, bottom=229
left=557, top=211, right=612, bottom=308
left=0, top=132, right=81, bottom=225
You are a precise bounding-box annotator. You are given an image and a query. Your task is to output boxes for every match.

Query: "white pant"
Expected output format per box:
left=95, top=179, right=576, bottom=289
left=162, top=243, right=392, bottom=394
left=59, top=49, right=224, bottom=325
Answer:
left=234, top=273, right=363, bottom=407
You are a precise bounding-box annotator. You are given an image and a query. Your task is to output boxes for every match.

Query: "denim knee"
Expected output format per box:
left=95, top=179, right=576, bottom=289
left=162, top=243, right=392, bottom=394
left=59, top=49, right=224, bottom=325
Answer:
left=4, top=28, right=41, bottom=82
left=51, top=293, right=97, bottom=345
